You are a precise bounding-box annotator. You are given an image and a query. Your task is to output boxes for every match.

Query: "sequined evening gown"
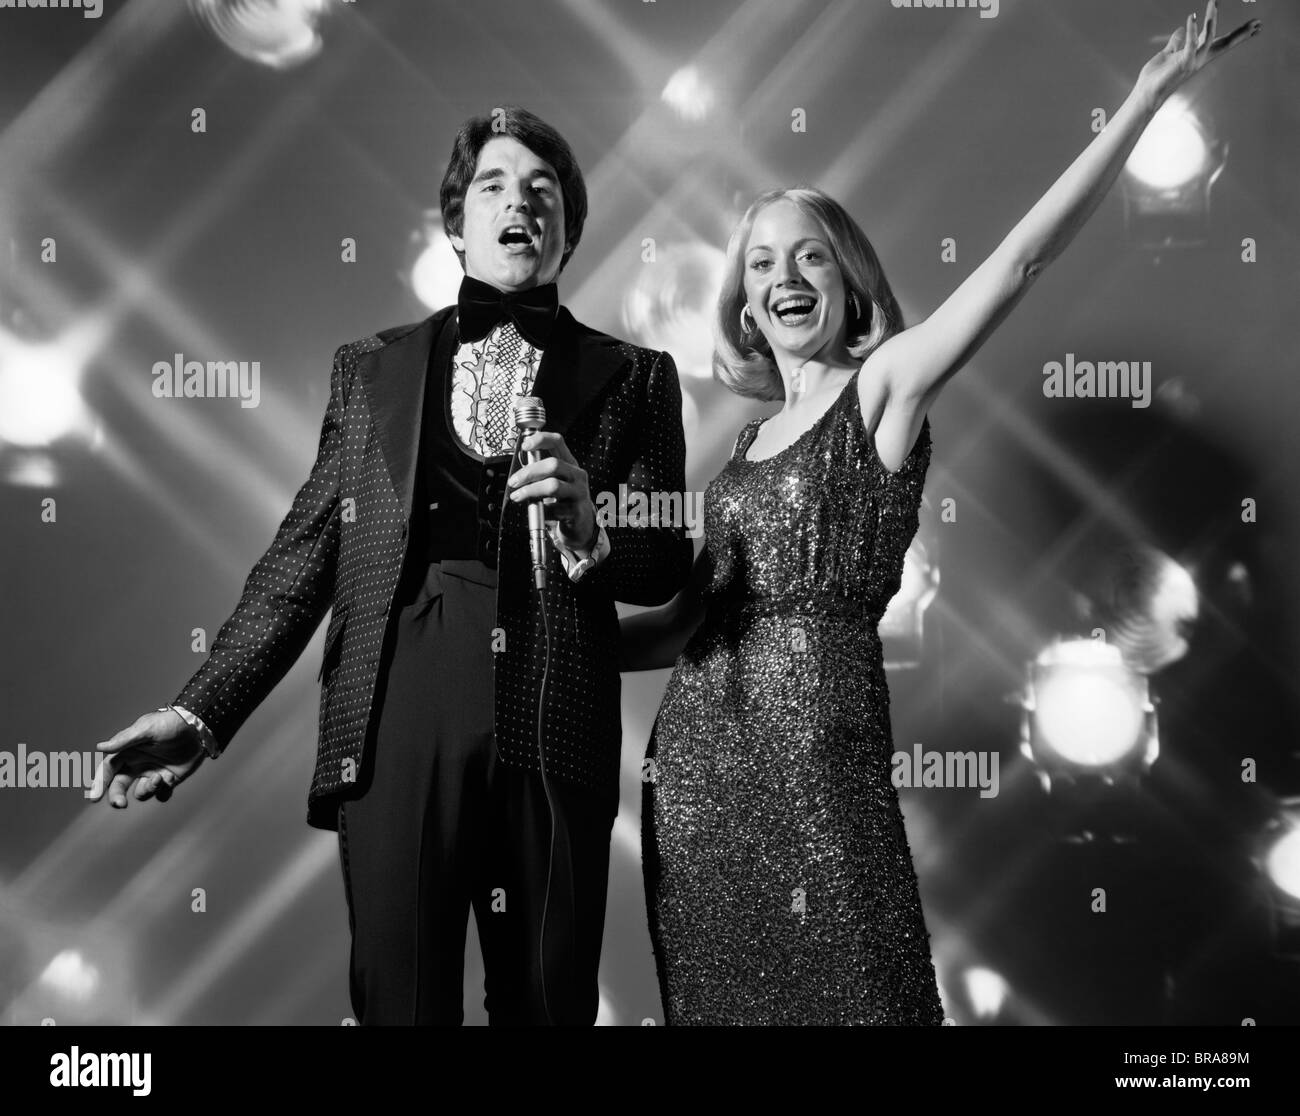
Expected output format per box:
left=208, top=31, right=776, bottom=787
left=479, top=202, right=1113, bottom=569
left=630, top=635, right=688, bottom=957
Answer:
left=641, top=366, right=943, bottom=1025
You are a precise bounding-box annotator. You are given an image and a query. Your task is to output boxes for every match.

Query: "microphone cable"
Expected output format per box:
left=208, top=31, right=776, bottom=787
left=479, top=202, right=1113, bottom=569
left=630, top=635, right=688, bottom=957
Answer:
left=510, top=430, right=573, bottom=1027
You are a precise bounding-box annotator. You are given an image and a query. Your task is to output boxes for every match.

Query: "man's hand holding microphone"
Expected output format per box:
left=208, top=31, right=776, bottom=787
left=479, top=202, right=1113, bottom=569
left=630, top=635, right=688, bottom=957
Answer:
left=508, top=397, right=601, bottom=588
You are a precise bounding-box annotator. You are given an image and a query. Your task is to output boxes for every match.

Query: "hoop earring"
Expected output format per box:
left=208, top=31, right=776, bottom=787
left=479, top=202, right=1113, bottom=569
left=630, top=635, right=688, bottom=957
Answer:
left=739, top=304, right=757, bottom=335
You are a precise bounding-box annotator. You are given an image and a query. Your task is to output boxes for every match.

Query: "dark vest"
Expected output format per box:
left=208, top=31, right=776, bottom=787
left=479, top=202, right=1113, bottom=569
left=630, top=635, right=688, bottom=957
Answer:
left=411, top=314, right=512, bottom=568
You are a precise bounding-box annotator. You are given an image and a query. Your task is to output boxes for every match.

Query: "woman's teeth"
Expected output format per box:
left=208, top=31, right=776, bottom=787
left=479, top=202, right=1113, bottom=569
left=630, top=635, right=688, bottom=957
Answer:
left=773, top=296, right=816, bottom=325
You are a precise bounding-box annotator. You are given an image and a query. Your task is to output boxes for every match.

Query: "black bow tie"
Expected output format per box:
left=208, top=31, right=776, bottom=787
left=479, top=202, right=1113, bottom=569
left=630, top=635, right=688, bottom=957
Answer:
left=457, top=276, right=558, bottom=349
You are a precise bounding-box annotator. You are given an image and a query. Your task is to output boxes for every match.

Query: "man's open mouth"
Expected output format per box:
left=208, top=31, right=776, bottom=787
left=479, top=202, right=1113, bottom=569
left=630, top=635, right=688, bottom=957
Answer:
left=772, top=294, right=817, bottom=325
left=498, top=225, right=536, bottom=250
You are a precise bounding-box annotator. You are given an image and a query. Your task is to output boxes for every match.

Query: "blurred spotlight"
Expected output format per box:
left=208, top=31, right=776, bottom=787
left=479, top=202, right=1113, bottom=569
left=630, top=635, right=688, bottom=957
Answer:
left=1018, top=638, right=1159, bottom=787
left=620, top=241, right=725, bottom=378
left=1225, top=560, right=1253, bottom=609
left=1077, top=545, right=1199, bottom=676
left=0, top=332, right=88, bottom=449
left=962, top=966, right=1010, bottom=1021
left=1154, top=375, right=1202, bottom=421
left=409, top=214, right=464, bottom=313
left=643, top=66, right=731, bottom=163
left=189, top=0, right=331, bottom=70
left=1258, top=800, right=1300, bottom=959
left=2, top=451, right=58, bottom=488
left=1, top=906, right=134, bottom=1025
left=661, top=65, right=716, bottom=123
left=1127, top=101, right=1210, bottom=189
left=881, top=510, right=940, bottom=670
left=1121, top=97, right=1225, bottom=250
left=1263, top=803, right=1300, bottom=903
left=39, top=950, right=101, bottom=1003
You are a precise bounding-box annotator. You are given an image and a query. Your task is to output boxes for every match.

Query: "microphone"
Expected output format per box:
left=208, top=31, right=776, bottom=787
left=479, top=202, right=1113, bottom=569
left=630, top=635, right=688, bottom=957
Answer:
left=513, top=396, right=549, bottom=590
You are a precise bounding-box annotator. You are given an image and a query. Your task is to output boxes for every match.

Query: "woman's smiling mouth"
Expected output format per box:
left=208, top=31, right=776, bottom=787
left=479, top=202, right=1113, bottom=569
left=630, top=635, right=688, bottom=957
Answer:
left=771, top=293, right=818, bottom=326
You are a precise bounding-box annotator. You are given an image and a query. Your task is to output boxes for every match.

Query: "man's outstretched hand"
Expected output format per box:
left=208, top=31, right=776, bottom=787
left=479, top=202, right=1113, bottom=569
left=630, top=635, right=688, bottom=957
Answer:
left=89, top=708, right=206, bottom=809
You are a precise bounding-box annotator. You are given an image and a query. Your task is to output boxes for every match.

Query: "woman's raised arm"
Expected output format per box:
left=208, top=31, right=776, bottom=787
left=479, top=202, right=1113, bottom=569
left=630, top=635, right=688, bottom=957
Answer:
left=865, top=1, right=1260, bottom=422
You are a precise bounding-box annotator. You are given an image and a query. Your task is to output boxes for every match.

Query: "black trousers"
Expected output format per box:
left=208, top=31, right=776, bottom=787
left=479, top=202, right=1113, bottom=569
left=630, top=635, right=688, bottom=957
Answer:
left=337, top=558, right=615, bottom=1025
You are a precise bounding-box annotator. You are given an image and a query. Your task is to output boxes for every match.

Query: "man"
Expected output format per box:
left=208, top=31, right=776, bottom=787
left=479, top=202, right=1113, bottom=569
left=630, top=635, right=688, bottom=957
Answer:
left=91, top=107, right=694, bottom=1025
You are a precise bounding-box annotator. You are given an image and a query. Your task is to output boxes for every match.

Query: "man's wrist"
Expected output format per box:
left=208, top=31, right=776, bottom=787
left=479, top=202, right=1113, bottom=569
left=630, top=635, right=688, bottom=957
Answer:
left=162, top=704, right=221, bottom=759
left=574, top=507, right=601, bottom=554
left=567, top=522, right=610, bottom=580
left=552, top=502, right=600, bottom=557
left=552, top=509, right=609, bottom=581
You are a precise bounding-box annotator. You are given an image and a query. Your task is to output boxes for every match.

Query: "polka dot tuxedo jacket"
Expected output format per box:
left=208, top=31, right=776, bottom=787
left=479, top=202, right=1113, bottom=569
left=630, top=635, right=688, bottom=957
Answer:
left=173, top=305, right=694, bottom=830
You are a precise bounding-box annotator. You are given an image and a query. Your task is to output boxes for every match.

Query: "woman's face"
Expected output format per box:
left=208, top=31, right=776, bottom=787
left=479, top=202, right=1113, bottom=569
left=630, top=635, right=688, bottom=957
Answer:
left=742, top=199, right=850, bottom=369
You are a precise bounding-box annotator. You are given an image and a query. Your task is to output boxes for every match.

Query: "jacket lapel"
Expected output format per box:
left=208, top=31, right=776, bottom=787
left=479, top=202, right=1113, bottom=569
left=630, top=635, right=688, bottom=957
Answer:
left=359, top=303, right=628, bottom=522
left=531, top=306, right=626, bottom=438
left=358, top=309, right=447, bottom=523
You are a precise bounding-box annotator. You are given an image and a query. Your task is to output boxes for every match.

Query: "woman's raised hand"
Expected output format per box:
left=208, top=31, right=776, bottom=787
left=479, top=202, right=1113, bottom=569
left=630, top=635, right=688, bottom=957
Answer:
left=1137, top=1, right=1260, bottom=108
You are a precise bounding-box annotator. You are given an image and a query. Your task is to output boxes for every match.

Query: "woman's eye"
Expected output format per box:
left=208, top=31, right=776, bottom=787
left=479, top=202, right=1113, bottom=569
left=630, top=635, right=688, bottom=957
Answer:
left=749, top=259, right=771, bottom=270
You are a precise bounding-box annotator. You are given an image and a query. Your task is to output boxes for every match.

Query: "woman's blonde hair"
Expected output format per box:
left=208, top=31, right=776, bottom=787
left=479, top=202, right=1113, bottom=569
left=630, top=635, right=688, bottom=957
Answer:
left=713, top=187, right=904, bottom=401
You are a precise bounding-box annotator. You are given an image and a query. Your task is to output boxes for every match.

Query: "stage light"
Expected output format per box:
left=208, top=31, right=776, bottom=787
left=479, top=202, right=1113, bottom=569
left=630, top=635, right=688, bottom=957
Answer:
left=1264, top=810, right=1300, bottom=903
left=1018, top=638, right=1158, bottom=780
left=1120, top=97, right=1226, bottom=250
left=2, top=451, right=59, bottom=488
left=962, top=966, right=1010, bottom=1020
left=620, top=241, right=725, bottom=379
left=1080, top=546, right=1199, bottom=676
left=1126, top=101, right=1210, bottom=190
left=661, top=66, right=717, bottom=123
left=409, top=215, right=465, bottom=313
left=1, top=908, right=135, bottom=1025
left=1256, top=800, right=1300, bottom=960
left=0, top=334, right=87, bottom=448
left=1154, top=374, right=1202, bottom=421
left=38, top=950, right=101, bottom=1003
left=188, top=0, right=330, bottom=70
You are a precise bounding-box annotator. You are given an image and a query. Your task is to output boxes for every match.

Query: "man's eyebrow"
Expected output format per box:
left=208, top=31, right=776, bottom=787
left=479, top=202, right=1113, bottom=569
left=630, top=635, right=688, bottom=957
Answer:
left=470, top=166, right=558, bottom=185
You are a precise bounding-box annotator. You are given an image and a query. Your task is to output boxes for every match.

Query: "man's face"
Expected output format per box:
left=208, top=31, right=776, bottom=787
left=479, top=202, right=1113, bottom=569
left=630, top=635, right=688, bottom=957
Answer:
left=451, top=135, right=567, bottom=292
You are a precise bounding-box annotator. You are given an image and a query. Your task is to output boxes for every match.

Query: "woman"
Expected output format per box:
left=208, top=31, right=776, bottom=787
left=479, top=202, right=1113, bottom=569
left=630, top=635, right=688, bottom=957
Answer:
left=620, top=4, right=1259, bottom=1025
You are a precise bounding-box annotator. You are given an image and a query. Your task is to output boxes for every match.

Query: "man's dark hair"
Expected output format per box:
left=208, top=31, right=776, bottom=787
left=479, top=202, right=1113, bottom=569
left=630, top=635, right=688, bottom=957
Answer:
left=439, top=106, right=588, bottom=274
